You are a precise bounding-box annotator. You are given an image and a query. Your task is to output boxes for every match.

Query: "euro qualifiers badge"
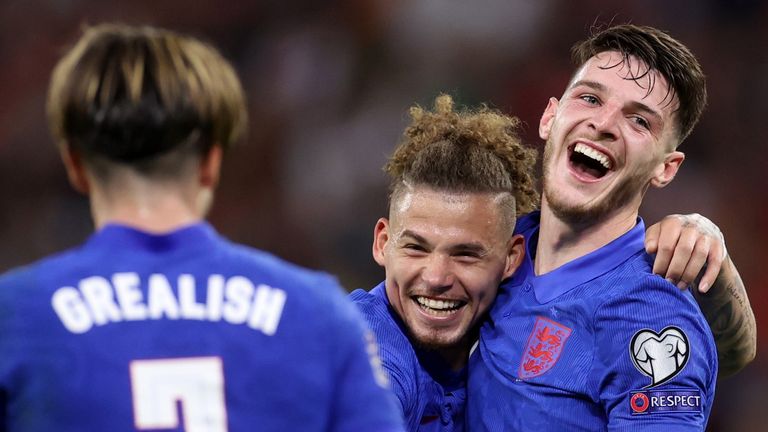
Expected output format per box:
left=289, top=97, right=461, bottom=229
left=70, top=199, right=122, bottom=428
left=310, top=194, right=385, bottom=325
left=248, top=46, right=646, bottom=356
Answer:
left=630, top=326, right=690, bottom=387
left=630, top=389, right=703, bottom=415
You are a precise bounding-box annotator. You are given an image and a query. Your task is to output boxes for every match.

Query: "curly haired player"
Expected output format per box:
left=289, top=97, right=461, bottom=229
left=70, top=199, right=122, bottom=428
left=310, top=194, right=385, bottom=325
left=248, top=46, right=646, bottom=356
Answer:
left=355, top=91, right=754, bottom=431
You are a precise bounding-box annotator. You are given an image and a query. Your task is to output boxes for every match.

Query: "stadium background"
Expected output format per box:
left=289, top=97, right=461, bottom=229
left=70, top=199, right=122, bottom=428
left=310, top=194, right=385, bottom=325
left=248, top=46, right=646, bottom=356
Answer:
left=0, top=0, right=764, bottom=430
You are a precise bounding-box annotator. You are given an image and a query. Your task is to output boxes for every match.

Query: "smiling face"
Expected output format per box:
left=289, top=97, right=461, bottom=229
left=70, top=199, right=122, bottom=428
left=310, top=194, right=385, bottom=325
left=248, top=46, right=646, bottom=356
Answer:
left=372, top=186, right=524, bottom=351
left=539, top=51, right=685, bottom=225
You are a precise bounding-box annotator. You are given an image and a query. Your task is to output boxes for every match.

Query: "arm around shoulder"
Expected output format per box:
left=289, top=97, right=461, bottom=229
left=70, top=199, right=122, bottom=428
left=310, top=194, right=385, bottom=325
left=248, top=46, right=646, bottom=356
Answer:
left=693, top=255, right=757, bottom=377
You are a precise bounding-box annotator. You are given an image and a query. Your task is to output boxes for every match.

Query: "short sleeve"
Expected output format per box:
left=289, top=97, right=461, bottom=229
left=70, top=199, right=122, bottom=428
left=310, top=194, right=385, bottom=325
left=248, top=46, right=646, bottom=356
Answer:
left=592, top=275, right=717, bottom=431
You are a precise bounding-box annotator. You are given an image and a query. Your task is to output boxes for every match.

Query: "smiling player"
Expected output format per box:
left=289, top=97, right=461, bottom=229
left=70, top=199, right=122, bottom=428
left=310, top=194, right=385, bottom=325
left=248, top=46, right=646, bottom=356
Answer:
left=348, top=89, right=753, bottom=431
left=468, top=24, right=731, bottom=431
left=350, top=94, right=539, bottom=431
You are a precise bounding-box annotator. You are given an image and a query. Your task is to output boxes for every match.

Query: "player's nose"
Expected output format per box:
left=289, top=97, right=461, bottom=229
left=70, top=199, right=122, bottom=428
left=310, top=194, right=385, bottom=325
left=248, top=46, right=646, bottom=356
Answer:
left=420, top=254, right=455, bottom=289
left=588, top=103, right=621, bottom=140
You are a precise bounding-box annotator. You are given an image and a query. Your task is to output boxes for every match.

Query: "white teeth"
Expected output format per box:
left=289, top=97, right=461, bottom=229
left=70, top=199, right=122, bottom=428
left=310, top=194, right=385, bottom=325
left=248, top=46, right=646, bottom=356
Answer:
left=574, top=143, right=612, bottom=169
left=415, top=296, right=461, bottom=311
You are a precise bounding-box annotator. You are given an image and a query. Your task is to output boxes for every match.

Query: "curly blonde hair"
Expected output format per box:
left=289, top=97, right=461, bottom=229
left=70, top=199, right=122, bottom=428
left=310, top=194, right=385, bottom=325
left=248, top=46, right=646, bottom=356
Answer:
left=385, top=94, right=539, bottom=216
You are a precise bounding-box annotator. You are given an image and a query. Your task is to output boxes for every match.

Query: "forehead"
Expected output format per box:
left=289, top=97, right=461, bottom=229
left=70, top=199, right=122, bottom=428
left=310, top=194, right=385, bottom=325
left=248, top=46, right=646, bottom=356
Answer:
left=569, top=51, right=679, bottom=117
left=390, top=187, right=510, bottom=242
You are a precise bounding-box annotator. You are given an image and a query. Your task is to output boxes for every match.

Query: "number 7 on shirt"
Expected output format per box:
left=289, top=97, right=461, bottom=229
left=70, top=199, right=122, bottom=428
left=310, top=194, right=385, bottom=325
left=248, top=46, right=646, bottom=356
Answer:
left=130, top=357, right=228, bottom=432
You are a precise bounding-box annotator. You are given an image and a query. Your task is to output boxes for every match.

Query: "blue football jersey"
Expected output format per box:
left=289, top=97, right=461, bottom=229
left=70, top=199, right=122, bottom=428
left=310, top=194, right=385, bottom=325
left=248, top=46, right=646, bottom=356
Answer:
left=0, top=223, right=404, bottom=432
left=350, top=283, right=465, bottom=432
left=467, top=212, right=717, bottom=431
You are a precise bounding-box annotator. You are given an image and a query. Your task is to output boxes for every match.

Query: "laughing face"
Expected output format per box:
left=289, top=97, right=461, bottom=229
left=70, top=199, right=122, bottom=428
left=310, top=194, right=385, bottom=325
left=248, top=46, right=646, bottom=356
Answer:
left=372, top=186, right=524, bottom=351
left=539, top=51, right=685, bottom=225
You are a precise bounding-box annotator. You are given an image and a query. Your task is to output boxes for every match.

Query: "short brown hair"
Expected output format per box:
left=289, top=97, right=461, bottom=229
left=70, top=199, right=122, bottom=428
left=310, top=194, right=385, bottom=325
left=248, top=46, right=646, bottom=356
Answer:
left=571, top=24, right=706, bottom=144
left=385, top=94, right=539, bottom=216
left=47, top=23, right=247, bottom=172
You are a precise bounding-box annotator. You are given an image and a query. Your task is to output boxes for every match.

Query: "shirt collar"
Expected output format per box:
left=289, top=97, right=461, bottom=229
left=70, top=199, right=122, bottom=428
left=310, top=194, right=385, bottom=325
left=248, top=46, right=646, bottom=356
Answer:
left=85, top=222, right=219, bottom=254
left=520, top=214, right=647, bottom=304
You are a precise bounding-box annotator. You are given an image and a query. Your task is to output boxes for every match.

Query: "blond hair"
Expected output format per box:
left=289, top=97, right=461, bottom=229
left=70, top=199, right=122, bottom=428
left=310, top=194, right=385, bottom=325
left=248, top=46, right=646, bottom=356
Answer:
left=386, top=94, right=539, bottom=216
left=47, top=23, right=246, bottom=173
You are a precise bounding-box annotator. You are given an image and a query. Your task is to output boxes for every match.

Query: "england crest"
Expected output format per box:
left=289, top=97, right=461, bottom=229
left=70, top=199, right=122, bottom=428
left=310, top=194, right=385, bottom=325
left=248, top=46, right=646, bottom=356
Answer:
left=630, top=326, right=690, bottom=387
left=519, top=316, right=572, bottom=379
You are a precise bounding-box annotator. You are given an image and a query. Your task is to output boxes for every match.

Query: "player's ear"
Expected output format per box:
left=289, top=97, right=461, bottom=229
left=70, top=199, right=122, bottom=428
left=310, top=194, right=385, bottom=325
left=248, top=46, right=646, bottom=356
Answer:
left=650, top=150, right=685, bottom=188
left=503, top=234, right=526, bottom=280
left=372, top=218, right=391, bottom=267
left=539, top=97, right=559, bottom=140
left=200, top=144, right=223, bottom=188
left=59, top=143, right=90, bottom=194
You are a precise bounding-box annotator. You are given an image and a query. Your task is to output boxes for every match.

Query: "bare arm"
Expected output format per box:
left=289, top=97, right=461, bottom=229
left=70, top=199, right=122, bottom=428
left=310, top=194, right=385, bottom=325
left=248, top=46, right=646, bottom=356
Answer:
left=691, top=256, right=756, bottom=377
left=645, top=214, right=757, bottom=377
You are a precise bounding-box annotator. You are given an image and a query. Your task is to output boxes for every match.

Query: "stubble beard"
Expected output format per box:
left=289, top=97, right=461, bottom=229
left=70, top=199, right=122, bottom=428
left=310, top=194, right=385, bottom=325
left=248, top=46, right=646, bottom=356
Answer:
left=541, top=137, right=648, bottom=229
left=406, top=320, right=467, bottom=352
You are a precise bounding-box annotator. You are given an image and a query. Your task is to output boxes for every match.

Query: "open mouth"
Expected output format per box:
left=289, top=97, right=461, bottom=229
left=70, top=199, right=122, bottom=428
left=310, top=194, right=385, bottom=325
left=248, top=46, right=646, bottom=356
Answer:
left=413, top=296, right=466, bottom=317
left=568, top=143, right=613, bottom=179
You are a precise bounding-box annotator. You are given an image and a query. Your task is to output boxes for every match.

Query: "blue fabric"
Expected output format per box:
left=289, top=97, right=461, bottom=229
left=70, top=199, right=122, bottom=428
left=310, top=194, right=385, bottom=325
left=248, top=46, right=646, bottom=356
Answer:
left=0, top=223, right=403, bottom=432
left=350, top=283, right=466, bottom=431
left=467, top=212, right=717, bottom=431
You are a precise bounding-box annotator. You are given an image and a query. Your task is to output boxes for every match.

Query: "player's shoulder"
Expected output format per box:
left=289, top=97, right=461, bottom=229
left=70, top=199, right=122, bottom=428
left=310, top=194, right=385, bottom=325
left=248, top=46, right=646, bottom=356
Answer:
left=348, top=285, right=422, bottom=389
left=597, top=251, right=674, bottom=296
left=349, top=285, right=389, bottom=318
left=219, top=239, right=345, bottom=296
left=595, top=252, right=712, bottom=335
left=349, top=286, right=414, bottom=361
left=0, top=243, right=87, bottom=293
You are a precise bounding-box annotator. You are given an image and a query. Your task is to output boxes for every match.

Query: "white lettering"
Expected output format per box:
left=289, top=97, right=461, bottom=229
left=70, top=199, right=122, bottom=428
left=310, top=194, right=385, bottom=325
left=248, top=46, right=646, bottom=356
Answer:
left=206, top=275, right=224, bottom=321
left=80, top=276, right=122, bottom=325
left=52, top=287, right=93, bottom=333
left=113, top=273, right=148, bottom=320
left=222, top=276, right=254, bottom=324
left=148, top=274, right=180, bottom=319
left=51, top=274, right=286, bottom=336
left=178, top=274, right=206, bottom=320
left=650, top=394, right=701, bottom=408
left=248, top=284, right=286, bottom=335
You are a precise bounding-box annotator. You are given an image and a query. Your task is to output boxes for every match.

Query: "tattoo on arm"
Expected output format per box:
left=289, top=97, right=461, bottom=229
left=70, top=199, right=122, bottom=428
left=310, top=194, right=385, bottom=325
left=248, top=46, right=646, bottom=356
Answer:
left=694, top=257, right=757, bottom=378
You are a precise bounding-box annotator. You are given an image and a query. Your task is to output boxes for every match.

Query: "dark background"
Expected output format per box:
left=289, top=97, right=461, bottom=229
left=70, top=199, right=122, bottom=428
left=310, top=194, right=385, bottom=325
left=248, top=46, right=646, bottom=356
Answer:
left=0, top=0, right=764, bottom=429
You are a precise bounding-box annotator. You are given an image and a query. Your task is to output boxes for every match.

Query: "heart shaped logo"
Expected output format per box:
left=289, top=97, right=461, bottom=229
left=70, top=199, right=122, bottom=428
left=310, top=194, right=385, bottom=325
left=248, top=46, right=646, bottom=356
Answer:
left=630, top=326, right=690, bottom=388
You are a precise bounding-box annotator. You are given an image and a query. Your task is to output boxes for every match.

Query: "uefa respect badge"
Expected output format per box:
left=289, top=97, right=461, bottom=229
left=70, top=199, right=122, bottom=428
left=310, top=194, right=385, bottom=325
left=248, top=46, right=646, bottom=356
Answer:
left=629, top=389, right=703, bottom=415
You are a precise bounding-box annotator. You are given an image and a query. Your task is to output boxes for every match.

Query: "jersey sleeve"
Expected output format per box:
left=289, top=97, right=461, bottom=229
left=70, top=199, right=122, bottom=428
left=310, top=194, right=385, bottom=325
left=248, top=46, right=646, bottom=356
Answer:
left=592, top=274, right=717, bottom=431
left=325, top=293, right=405, bottom=432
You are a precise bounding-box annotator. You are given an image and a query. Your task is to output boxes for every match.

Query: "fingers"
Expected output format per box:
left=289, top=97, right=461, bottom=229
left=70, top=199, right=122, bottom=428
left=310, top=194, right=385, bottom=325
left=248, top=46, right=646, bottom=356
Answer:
left=697, top=241, right=726, bottom=293
left=676, top=235, right=711, bottom=290
left=645, top=223, right=660, bottom=254
left=663, top=227, right=698, bottom=288
left=648, top=213, right=729, bottom=292
left=650, top=217, right=682, bottom=278
left=647, top=213, right=727, bottom=292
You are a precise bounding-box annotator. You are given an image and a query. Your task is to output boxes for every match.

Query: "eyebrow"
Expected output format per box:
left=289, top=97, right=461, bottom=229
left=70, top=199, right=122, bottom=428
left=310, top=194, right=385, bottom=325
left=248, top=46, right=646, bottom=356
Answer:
left=400, top=230, right=429, bottom=245
left=571, top=79, right=664, bottom=126
left=400, top=230, right=489, bottom=255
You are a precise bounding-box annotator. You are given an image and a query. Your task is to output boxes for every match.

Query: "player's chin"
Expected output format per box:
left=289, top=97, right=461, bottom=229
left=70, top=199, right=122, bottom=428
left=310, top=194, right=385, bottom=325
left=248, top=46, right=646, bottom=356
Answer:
left=409, top=322, right=469, bottom=351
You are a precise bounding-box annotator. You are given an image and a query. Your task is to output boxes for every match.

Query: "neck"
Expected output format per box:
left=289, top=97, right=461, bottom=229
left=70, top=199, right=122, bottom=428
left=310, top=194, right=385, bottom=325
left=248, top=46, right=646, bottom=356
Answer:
left=436, top=333, right=474, bottom=372
left=534, top=199, right=638, bottom=275
left=89, top=177, right=208, bottom=233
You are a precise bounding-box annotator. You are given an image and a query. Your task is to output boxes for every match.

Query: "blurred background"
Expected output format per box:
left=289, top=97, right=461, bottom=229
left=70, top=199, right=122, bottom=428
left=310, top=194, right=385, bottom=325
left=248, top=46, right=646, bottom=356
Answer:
left=0, top=0, right=764, bottom=429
